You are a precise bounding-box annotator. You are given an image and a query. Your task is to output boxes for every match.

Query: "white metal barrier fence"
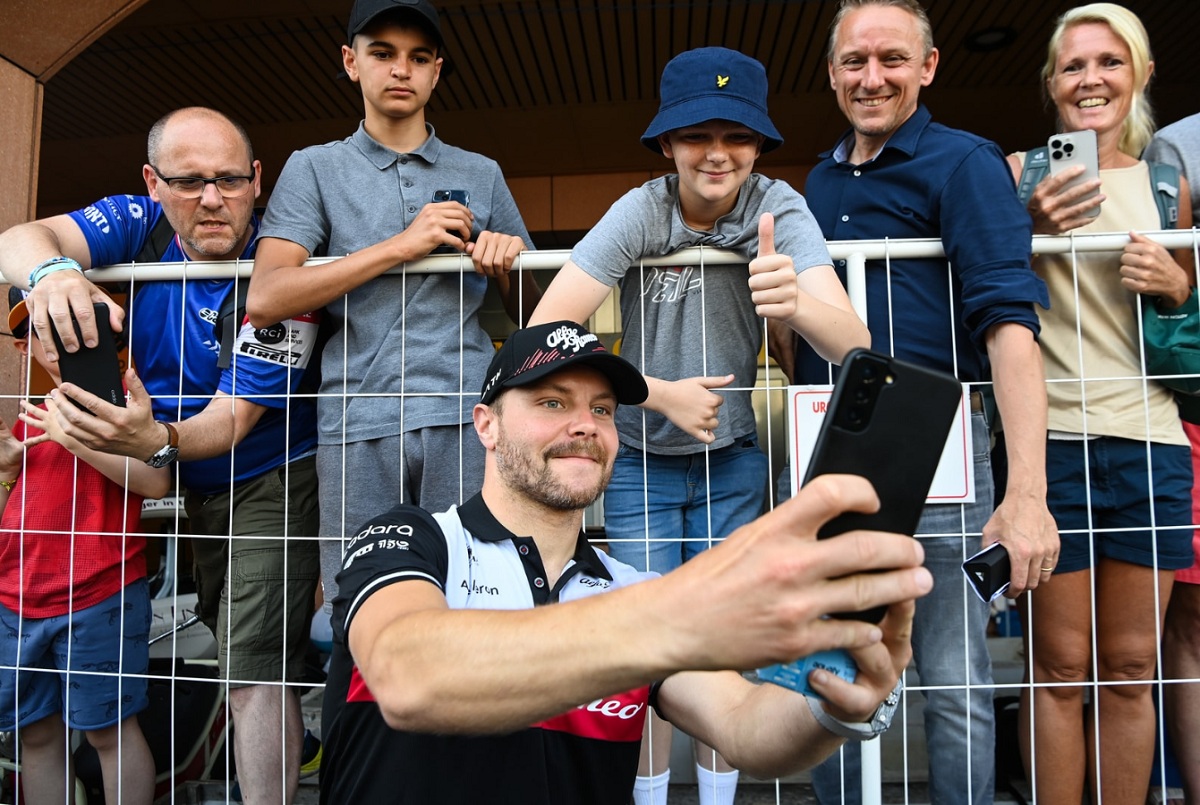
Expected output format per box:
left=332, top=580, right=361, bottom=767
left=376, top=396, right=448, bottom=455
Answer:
left=1, top=227, right=1197, bottom=804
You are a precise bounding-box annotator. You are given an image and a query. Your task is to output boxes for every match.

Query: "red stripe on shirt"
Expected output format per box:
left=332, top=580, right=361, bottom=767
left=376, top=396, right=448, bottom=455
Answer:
left=534, top=686, right=650, bottom=743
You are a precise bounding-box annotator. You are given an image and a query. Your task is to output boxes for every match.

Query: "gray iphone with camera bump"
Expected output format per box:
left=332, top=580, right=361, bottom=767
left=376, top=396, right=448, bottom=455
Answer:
left=1048, top=129, right=1101, bottom=218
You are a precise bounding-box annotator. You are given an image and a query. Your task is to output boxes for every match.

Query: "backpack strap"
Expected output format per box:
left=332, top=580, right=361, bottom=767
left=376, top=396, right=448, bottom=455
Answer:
left=123, top=212, right=178, bottom=330
left=135, top=213, right=177, bottom=264
left=1147, top=160, right=1180, bottom=228
left=1015, top=147, right=1051, bottom=207
left=216, top=279, right=251, bottom=371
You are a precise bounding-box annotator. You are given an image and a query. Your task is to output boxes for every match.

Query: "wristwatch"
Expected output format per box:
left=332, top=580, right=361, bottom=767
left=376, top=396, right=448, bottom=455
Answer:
left=145, top=422, right=180, bottom=468
left=806, top=678, right=904, bottom=741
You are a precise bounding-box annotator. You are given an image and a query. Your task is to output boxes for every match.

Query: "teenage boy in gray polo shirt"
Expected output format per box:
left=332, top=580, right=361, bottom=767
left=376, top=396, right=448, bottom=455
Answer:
left=248, top=0, right=537, bottom=609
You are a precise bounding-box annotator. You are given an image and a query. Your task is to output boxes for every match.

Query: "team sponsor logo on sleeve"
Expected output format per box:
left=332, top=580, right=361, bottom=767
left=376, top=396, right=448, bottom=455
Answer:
left=534, top=686, right=650, bottom=742
left=80, top=205, right=112, bottom=234
left=232, top=310, right=320, bottom=369
left=347, top=522, right=415, bottom=550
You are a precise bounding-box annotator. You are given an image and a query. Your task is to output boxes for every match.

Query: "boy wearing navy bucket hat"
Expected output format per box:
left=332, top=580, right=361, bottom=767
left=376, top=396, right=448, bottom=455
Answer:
left=530, top=47, right=869, bottom=805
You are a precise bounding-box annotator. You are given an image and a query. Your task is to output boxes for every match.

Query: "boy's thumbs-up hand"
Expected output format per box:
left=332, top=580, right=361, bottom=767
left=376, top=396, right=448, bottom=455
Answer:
left=748, top=213, right=797, bottom=321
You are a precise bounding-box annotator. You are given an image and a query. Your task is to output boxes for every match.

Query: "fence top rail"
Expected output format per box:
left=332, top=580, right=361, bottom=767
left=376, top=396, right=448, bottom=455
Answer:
left=73, top=228, right=1199, bottom=282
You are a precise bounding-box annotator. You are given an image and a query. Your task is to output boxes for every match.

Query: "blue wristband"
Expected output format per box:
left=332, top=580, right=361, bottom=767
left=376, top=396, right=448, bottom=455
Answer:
left=28, top=257, right=84, bottom=288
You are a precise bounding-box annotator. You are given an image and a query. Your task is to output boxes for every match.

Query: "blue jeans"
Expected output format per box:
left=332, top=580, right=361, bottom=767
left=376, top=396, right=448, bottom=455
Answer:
left=604, top=435, right=768, bottom=573
left=810, top=411, right=996, bottom=805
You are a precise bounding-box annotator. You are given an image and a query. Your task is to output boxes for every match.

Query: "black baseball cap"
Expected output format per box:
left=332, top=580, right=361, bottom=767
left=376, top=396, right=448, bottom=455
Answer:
left=347, top=0, right=444, bottom=48
left=7, top=287, right=29, bottom=338
left=480, top=321, right=648, bottom=407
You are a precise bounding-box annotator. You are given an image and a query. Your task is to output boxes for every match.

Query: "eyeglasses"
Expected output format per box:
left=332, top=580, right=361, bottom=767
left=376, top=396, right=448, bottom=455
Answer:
left=150, top=165, right=256, bottom=199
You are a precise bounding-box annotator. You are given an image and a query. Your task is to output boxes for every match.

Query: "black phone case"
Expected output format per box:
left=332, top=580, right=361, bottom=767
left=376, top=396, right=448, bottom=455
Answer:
left=49, top=303, right=125, bottom=412
left=803, top=348, right=963, bottom=622
left=963, top=542, right=1012, bottom=601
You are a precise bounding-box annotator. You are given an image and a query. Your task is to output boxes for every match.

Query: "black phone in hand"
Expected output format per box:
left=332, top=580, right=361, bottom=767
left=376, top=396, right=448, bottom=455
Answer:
left=49, top=302, right=124, bottom=412
left=803, top=348, right=962, bottom=622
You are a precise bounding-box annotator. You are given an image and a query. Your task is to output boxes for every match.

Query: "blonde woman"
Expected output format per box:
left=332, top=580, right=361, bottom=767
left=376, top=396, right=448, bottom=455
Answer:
left=1007, top=4, right=1195, bottom=803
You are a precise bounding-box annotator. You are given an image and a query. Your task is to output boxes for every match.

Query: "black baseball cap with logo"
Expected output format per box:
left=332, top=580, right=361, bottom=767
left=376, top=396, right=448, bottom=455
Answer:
left=480, top=321, right=648, bottom=407
left=347, top=0, right=444, bottom=48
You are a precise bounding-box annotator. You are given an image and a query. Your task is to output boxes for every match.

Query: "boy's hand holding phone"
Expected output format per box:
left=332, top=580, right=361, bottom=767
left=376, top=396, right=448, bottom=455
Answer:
left=20, top=397, right=86, bottom=455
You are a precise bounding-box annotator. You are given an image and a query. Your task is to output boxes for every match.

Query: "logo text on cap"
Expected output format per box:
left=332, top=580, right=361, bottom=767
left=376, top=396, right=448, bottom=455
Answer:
left=546, top=325, right=599, bottom=354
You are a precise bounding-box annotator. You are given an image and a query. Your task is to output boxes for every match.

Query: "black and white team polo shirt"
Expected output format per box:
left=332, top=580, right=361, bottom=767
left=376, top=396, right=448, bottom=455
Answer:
left=320, top=493, right=659, bottom=805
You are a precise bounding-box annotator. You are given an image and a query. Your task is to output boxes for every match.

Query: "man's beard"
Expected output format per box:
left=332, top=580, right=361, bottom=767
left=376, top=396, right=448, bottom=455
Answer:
left=495, top=435, right=612, bottom=512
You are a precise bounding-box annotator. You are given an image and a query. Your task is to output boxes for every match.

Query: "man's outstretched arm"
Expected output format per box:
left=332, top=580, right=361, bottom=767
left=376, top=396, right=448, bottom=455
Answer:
left=50, top=370, right=267, bottom=463
left=0, top=216, right=122, bottom=358
left=349, top=475, right=930, bottom=737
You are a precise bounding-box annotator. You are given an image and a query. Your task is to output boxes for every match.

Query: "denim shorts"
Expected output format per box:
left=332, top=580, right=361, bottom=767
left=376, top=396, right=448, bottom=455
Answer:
left=1047, top=436, right=1194, bottom=573
left=603, top=434, right=767, bottom=574
left=0, top=579, right=150, bottom=731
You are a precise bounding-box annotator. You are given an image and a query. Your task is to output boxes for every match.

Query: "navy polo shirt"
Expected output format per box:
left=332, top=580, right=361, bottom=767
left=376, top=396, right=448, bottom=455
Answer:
left=794, top=105, right=1048, bottom=385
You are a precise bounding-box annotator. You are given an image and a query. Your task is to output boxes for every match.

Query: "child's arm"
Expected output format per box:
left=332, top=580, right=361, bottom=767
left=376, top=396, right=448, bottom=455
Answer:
left=247, top=199, right=480, bottom=328
left=750, top=214, right=870, bottom=364
left=19, top=400, right=170, bottom=500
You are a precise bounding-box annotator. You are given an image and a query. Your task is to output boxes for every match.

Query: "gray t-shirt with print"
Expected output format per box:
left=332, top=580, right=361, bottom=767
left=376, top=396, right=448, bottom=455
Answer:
left=261, top=123, right=532, bottom=445
left=570, top=173, right=832, bottom=454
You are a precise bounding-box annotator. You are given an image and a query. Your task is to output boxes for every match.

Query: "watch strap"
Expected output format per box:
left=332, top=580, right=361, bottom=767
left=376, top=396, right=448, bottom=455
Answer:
left=806, top=678, right=903, bottom=741
left=161, top=421, right=179, bottom=449
left=145, top=421, right=181, bottom=467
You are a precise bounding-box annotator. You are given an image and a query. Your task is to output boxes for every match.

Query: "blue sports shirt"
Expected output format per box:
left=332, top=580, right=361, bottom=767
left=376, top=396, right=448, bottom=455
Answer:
left=67, top=195, right=319, bottom=496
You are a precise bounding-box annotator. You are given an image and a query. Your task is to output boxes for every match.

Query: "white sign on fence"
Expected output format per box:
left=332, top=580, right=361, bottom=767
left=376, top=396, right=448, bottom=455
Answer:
left=784, top=384, right=975, bottom=504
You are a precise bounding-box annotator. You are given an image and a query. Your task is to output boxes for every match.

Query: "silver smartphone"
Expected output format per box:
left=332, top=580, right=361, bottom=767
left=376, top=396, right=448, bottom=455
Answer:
left=1048, top=129, right=1101, bottom=218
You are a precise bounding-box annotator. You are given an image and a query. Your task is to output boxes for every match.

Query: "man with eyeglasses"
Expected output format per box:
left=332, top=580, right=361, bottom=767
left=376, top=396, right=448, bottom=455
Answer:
left=0, top=106, right=321, bottom=805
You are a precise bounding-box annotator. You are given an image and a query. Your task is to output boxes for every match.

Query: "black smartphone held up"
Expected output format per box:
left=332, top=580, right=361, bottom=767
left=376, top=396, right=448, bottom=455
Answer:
left=49, top=303, right=125, bottom=413
left=803, top=348, right=962, bottom=622
left=432, top=189, right=470, bottom=206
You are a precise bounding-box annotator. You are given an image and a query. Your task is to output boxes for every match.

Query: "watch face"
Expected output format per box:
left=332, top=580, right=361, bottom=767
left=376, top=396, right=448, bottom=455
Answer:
left=147, top=446, right=180, bottom=468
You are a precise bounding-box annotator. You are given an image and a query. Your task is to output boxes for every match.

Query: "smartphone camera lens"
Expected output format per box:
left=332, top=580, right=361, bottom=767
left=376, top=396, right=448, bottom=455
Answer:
left=1051, top=150, right=1062, bottom=160
left=1050, top=138, right=1062, bottom=149
left=1064, top=143, right=1075, bottom=154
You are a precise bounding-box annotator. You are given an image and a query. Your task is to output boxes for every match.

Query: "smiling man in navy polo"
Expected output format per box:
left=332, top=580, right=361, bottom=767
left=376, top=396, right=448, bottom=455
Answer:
left=788, top=2, right=1058, bottom=803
